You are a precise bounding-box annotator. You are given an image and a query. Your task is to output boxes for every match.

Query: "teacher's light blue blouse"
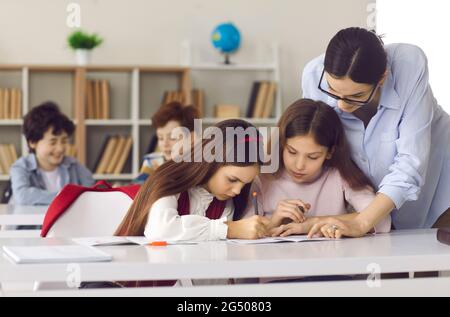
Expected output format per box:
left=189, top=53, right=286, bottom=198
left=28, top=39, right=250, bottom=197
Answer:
left=302, top=43, right=450, bottom=229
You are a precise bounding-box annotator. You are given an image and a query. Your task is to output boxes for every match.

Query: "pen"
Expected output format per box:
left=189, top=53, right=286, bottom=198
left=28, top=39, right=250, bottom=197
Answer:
left=252, top=191, right=259, bottom=216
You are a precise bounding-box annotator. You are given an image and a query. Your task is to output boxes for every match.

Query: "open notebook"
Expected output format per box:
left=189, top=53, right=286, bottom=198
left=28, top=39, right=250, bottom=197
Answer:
left=227, top=235, right=333, bottom=245
left=72, top=237, right=198, bottom=247
left=3, top=246, right=113, bottom=264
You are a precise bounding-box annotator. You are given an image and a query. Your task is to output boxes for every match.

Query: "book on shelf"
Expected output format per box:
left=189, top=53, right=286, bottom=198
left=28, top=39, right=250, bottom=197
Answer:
left=0, top=144, right=18, bottom=175
left=145, top=132, right=159, bottom=155
left=95, top=136, right=116, bottom=175
left=161, top=89, right=205, bottom=118
left=93, top=136, right=112, bottom=173
left=162, top=90, right=185, bottom=105
left=113, top=137, right=133, bottom=175
left=66, top=144, right=77, bottom=158
left=94, top=80, right=102, bottom=119
left=3, top=89, right=10, bottom=119
left=86, top=80, right=95, bottom=119
left=94, top=135, right=132, bottom=175
left=246, top=81, right=277, bottom=119
left=252, top=81, right=270, bottom=118
left=262, top=82, right=277, bottom=118
left=105, top=136, right=126, bottom=174
left=0, top=88, right=22, bottom=120
left=101, top=80, right=110, bottom=120
left=85, top=79, right=110, bottom=120
left=215, top=104, right=241, bottom=119
left=191, top=89, right=205, bottom=118
left=246, top=82, right=261, bottom=118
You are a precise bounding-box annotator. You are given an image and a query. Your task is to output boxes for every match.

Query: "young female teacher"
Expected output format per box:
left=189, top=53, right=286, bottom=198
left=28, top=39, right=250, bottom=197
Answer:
left=301, top=27, right=450, bottom=239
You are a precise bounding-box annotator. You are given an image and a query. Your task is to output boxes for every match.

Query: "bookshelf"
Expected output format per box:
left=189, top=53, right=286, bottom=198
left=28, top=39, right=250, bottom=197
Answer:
left=0, top=65, right=190, bottom=188
left=0, top=44, right=282, bottom=190
left=186, top=42, right=282, bottom=125
left=80, top=66, right=190, bottom=182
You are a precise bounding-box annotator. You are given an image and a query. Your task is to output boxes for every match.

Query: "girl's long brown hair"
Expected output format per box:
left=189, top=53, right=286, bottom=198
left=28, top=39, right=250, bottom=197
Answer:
left=276, top=99, right=374, bottom=191
left=115, top=119, right=264, bottom=236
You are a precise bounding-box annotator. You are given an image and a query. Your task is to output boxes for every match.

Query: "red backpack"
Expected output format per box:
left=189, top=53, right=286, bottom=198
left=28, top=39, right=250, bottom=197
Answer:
left=41, top=181, right=140, bottom=237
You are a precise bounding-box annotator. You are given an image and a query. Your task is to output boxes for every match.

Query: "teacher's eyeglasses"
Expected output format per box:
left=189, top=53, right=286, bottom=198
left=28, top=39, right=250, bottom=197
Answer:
left=318, top=69, right=379, bottom=107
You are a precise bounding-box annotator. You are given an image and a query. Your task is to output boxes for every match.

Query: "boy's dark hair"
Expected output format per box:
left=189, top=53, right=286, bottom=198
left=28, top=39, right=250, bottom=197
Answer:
left=23, top=102, right=75, bottom=152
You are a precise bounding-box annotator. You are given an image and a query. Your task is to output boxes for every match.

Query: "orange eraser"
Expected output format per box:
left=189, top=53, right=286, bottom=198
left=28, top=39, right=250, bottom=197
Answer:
left=149, top=241, right=168, bottom=247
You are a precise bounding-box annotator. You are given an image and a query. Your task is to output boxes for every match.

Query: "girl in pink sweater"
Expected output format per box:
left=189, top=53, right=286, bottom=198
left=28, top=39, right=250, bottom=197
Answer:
left=251, top=99, right=391, bottom=237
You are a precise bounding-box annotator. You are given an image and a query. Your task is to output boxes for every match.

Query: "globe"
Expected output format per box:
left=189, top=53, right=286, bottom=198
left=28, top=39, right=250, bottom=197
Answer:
left=211, top=23, right=241, bottom=64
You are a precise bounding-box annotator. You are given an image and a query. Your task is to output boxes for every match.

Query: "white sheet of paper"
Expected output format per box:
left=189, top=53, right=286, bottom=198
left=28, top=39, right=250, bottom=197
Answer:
left=73, top=237, right=199, bottom=247
left=280, top=235, right=332, bottom=242
left=73, top=237, right=133, bottom=247
left=228, top=235, right=332, bottom=245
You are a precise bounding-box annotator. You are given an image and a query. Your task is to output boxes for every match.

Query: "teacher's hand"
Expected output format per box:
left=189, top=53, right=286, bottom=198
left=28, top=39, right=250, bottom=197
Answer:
left=307, top=216, right=369, bottom=239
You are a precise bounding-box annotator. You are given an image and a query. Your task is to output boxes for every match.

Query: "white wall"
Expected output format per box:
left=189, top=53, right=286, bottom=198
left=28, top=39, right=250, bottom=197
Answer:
left=0, top=0, right=373, bottom=107
left=377, top=0, right=450, bottom=112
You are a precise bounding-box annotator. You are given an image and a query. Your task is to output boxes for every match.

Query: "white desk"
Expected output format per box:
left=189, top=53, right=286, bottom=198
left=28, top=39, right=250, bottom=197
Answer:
left=0, top=205, right=46, bottom=227
left=4, top=277, right=450, bottom=297
left=0, top=229, right=449, bottom=284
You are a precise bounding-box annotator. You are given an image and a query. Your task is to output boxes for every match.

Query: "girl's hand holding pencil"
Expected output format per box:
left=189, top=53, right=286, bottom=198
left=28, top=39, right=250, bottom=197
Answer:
left=268, top=199, right=311, bottom=229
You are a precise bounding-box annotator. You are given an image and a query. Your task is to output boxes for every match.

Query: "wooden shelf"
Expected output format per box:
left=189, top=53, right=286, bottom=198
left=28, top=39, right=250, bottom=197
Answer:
left=191, top=64, right=276, bottom=71
left=138, top=117, right=279, bottom=126
left=0, top=64, right=190, bottom=179
left=0, top=54, right=281, bottom=183
left=201, top=117, right=279, bottom=125
left=85, top=119, right=133, bottom=126
left=138, top=119, right=152, bottom=126
left=0, top=120, right=23, bottom=126
left=0, top=65, right=187, bottom=72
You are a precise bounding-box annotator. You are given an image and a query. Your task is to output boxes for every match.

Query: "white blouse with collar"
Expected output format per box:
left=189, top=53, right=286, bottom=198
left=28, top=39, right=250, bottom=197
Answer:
left=144, top=186, right=234, bottom=241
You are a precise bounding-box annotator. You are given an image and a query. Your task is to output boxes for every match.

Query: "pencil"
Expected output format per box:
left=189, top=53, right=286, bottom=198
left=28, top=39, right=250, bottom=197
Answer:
left=252, top=191, right=259, bottom=216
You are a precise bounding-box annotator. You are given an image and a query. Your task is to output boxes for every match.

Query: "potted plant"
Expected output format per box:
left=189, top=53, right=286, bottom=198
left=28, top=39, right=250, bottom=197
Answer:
left=68, top=30, right=103, bottom=66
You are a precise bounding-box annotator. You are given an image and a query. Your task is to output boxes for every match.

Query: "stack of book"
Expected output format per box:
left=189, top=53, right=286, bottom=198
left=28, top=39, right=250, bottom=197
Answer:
left=162, top=90, right=185, bottom=105
left=215, top=104, right=240, bottom=119
left=0, top=144, right=18, bottom=175
left=85, top=80, right=110, bottom=120
left=94, top=135, right=133, bottom=175
left=191, top=89, right=205, bottom=118
left=246, top=81, right=277, bottom=119
left=0, top=88, right=22, bottom=120
left=161, top=89, right=205, bottom=118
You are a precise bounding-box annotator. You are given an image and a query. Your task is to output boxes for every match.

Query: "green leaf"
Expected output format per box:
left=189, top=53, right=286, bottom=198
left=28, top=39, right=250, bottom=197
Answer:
left=68, top=30, right=103, bottom=50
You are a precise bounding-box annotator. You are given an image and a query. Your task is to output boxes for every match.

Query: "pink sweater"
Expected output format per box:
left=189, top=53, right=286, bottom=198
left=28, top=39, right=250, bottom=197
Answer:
left=249, top=167, right=391, bottom=233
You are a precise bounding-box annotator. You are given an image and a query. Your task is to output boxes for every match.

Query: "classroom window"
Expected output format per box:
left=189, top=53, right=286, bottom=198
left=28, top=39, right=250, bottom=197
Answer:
left=377, top=0, right=450, bottom=113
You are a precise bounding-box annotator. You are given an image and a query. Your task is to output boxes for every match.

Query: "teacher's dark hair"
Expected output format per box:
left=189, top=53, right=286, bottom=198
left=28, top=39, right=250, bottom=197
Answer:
left=325, top=27, right=387, bottom=85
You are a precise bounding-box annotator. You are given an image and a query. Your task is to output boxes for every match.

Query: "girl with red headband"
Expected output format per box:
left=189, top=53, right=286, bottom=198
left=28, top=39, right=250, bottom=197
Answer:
left=116, top=119, right=270, bottom=241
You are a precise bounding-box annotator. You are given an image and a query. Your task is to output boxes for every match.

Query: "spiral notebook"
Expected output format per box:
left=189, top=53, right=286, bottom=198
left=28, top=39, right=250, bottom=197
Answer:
left=3, top=245, right=113, bottom=264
